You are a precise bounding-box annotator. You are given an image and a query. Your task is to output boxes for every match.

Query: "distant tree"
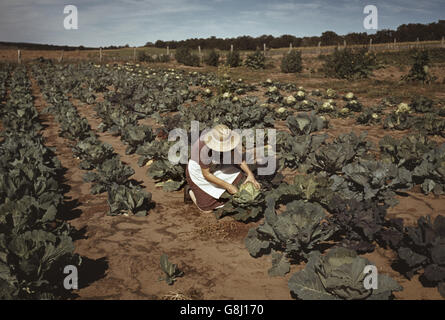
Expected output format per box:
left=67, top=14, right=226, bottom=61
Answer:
left=320, top=31, right=340, bottom=46
left=147, top=20, right=445, bottom=51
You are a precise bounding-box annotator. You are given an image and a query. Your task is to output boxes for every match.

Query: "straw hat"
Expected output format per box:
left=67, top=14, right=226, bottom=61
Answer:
left=202, top=124, right=240, bottom=152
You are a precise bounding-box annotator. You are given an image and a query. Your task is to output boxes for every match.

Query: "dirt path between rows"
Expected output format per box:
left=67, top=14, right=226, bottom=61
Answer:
left=30, top=75, right=444, bottom=300
left=30, top=78, right=297, bottom=300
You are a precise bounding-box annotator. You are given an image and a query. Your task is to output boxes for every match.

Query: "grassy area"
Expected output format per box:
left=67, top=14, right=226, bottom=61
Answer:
left=376, top=48, right=445, bottom=66
left=100, top=40, right=443, bottom=61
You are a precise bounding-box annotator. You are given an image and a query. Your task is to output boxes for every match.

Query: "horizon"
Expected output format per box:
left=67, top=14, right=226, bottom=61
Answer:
left=0, top=0, right=444, bottom=47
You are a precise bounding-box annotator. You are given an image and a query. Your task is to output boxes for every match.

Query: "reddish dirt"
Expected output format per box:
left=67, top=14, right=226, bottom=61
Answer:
left=28, top=67, right=445, bottom=300
left=30, top=78, right=296, bottom=300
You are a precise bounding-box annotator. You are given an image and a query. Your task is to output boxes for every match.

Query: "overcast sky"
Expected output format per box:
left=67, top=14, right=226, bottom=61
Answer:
left=0, top=0, right=443, bottom=47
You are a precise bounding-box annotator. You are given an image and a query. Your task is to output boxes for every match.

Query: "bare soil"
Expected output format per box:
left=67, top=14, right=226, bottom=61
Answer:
left=19, top=50, right=445, bottom=300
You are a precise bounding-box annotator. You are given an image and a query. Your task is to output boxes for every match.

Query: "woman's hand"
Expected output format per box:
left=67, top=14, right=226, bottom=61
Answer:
left=243, top=174, right=261, bottom=189
left=227, top=184, right=239, bottom=195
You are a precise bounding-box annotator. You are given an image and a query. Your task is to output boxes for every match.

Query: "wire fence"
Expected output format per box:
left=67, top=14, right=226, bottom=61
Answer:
left=4, top=39, right=445, bottom=64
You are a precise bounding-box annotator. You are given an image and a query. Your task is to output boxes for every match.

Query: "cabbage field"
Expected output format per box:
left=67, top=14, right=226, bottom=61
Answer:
left=1, top=57, right=445, bottom=300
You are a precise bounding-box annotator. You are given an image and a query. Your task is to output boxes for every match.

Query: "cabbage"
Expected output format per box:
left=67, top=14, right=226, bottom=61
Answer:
left=296, top=90, right=305, bottom=100
left=395, top=102, right=411, bottom=114
left=285, top=95, right=296, bottom=105
left=344, top=92, right=355, bottom=100
left=268, top=86, right=278, bottom=93
left=215, top=181, right=264, bottom=222
left=233, top=181, right=262, bottom=206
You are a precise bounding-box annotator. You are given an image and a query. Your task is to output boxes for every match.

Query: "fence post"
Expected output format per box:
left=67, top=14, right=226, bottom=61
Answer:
left=58, top=50, right=64, bottom=63
left=99, top=47, right=102, bottom=63
left=167, top=46, right=169, bottom=55
left=133, top=47, right=136, bottom=62
left=263, top=43, right=266, bottom=56
left=344, top=40, right=347, bottom=48
left=317, top=41, right=321, bottom=55
left=17, top=49, right=21, bottom=64
left=289, top=42, right=292, bottom=53
left=230, top=44, right=233, bottom=53
left=394, top=38, right=397, bottom=50
left=369, top=38, right=373, bottom=51
left=198, top=45, right=202, bottom=63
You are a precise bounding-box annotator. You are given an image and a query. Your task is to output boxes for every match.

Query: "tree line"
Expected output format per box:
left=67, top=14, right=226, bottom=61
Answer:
left=148, top=20, right=445, bottom=50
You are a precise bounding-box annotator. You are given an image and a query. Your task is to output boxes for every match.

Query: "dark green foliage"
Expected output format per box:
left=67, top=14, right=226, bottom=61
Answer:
left=136, top=140, right=174, bottom=166
left=379, top=134, right=436, bottom=170
left=159, top=254, right=183, bottom=285
left=244, top=50, right=265, bottom=70
left=121, top=124, right=154, bottom=155
left=281, top=50, right=303, bottom=73
left=107, top=183, right=152, bottom=216
left=275, top=131, right=327, bottom=170
left=344, top=99, right=362, bottom=112
left=156, top=54, right=171, bottom=63
left=413, top=143, right=445, bottom=195
left=175, top=47, right=200, bottom=67
left=306, top=131, right=372, bottom=174
left=402, top=50, right=436, bottom=83
left=394, top=215, right=445, bottom=297
left=411, top=96, right=434, bottom=113
left=328, top=199, right=390, bottom=253
left=226, top=51, right=241, bottom=67
left=138, top=51, right=154, bottom=62
left=72, top=137, right=115, bottom=170
left=178, top=96, right=274, bottom=130
left=215, top=182, right=264, bottom=222
left=322, top=48, right=377, bottom=79
left=245, top=197, right=334, bottom=264
left=83, top=157, right=135, bottom=194
left=286, top=112, right=328, bottom=135
left=204, top=50, right=220, bottom=66
left=383, top=112, right=415, bottom=130
left=356, top=107, right=383, bottom=125
left=288, top=247, right=402, bottom=300
left=330, top=159, right=413, bottom=207
left=147, top=159, right=185, bottom=192
left=0, top=66, right=82, bottom=300
left=414, top=113, right=445, bottom=137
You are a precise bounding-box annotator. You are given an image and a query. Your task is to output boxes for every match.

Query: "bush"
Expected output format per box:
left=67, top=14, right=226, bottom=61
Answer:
left=321, top=48, right=377, bottom=79
left=204, top=50, right=220, bottom=66
left=226, top=51, right=241, bottom=67
left=281, top=50, right=303, bottom=73
left=244, top=50, right=265, bottom=70
left=402, top=50, right=436, bottom=83
left=156, top=54, right=171, bottom=63
left=138, top=51, right=154, bottom=62
left=138, top=52, right=170, bottom=63
left=175, top=47, right=200, bottom=67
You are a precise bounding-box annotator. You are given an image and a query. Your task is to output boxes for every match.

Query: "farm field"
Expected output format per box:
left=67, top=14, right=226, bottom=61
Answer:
left=1, top=47, right=445, bottom=301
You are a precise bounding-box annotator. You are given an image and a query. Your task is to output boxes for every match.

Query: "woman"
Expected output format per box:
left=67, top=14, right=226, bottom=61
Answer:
left=185, top=124, right=260, bottom=213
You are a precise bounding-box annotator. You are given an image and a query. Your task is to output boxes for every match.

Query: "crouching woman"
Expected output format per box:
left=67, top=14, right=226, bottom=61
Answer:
left=185, top=125, right=260, bottom=213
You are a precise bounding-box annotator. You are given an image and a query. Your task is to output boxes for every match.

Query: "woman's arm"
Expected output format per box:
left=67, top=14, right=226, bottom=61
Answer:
left=201, top=167, right=238, bottom=194
left=240, top=161, right=261, bottom=189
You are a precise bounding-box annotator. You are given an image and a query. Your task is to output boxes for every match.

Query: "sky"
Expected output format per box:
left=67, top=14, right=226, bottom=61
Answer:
left=0, top=0, right=443, bottom=47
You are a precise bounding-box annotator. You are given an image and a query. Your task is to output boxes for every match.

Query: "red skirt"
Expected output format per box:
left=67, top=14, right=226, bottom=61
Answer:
left=185, top=165, right=244, bottom=211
